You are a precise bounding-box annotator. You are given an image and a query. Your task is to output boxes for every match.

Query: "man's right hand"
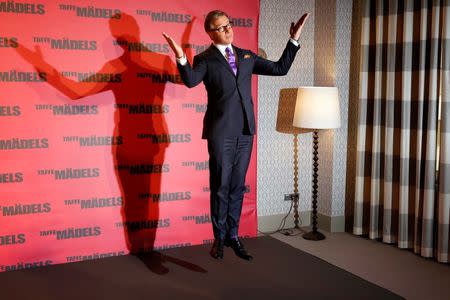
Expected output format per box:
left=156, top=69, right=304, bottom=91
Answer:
left=162, top=32, right=184, bottom=59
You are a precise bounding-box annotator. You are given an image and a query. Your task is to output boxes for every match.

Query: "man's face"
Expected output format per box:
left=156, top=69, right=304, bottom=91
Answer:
left=207, top=15, right=233, bottom=45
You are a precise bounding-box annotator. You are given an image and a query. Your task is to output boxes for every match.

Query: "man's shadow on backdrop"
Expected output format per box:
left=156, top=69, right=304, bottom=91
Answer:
left=16, top=12, right=206, bottom=275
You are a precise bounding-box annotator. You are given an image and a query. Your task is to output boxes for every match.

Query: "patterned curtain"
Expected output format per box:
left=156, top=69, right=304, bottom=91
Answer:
left=438, top=1, right=449, bottom=263
left=353, top=0, right=449, bottom=263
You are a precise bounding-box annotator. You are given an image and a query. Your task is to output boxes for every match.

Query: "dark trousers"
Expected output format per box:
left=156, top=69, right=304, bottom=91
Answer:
left=207, top=135, right=254, bottom=240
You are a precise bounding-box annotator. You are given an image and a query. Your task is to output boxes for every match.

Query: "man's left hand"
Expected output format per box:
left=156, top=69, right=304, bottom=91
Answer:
left=290, top=13, right=310, bottom=41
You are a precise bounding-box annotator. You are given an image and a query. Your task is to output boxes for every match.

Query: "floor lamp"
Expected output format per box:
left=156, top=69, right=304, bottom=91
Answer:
left=276, top=88, right=310, bottom=230
left=292, top=87, right=340, bottom=241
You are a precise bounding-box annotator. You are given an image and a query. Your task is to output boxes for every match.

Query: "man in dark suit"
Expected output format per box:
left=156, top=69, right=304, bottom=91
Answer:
left=163, top=10, right=309, bottom=261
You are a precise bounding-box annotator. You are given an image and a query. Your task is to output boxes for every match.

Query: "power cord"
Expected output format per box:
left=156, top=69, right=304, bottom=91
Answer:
left=257, top=197, right=305, bottom=236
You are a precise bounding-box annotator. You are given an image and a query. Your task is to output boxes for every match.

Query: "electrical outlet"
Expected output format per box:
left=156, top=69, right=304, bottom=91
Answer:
left=284, top=194, right=293, bottom=201
left=284, top=193, right=298, bottom=201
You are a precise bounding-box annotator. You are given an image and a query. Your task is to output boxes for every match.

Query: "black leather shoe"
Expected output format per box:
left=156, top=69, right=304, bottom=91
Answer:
left=210, top=238, right=224, bottom=259
left=225, top=238, right=253, bottom=261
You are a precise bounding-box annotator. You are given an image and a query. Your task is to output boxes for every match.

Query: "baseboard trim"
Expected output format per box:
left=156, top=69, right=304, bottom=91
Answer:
left=258, top=212, right=311, bottom=233
left=317, top=213, right=345, bottom=232
left=258, top=212, right=345, bottom=233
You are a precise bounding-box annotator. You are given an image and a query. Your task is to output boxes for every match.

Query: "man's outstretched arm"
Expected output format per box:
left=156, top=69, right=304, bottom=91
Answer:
left=163, top=32, right=206, bottom=88
left=253, top=13, right=309, bottom=76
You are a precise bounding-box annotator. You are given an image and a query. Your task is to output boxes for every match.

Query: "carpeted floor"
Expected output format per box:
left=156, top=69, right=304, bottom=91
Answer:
left=0, top=236, right=403, bottom=299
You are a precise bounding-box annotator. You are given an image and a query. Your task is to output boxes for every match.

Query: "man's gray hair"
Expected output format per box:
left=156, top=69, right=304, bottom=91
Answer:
left=204, top=10, right=229, bottom=32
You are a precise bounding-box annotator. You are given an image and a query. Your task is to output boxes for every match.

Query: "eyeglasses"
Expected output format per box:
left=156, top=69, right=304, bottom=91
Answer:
left=209, top=22, right=233, bottom=33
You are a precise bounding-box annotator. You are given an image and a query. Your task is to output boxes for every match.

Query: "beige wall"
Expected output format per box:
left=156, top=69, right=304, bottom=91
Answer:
left=258, top=0, right=355, bottom=232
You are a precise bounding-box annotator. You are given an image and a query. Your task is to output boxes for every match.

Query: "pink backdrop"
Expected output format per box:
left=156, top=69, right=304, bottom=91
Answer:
left=0, top=0, right=259, bottom=272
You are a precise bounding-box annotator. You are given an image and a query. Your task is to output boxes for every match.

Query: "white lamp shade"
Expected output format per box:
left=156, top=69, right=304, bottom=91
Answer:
left=292, top=87, right=341, bottom=129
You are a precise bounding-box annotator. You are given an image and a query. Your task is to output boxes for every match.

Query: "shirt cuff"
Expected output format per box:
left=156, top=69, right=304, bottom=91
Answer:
left=176, top=54, right=187, bottom=65
left=289, top=38, right=300, bottom=47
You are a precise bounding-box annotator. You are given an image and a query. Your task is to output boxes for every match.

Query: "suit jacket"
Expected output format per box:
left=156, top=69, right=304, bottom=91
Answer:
left=177, top=41, right=300, bottom=139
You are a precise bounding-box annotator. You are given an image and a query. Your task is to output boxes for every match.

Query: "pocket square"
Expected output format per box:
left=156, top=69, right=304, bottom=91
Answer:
left=244, top=54, right=251, bottom=59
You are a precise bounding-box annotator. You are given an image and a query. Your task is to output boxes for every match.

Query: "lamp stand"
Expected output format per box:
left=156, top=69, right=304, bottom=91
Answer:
left=293, top=133, right=300, bottom=229
left=303, top=129, right=325, bottom=241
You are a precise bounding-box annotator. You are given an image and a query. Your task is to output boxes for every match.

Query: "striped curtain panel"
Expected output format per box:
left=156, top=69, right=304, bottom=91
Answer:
left=438, top=1, right=449, bottom=263
left=354, top=0, right=450, bottom=263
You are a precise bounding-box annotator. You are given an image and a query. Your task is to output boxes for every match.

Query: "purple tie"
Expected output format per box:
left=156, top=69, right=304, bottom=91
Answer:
left=225, top=47, right=237, bottom=75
